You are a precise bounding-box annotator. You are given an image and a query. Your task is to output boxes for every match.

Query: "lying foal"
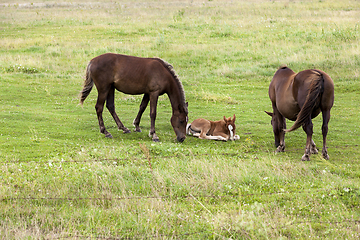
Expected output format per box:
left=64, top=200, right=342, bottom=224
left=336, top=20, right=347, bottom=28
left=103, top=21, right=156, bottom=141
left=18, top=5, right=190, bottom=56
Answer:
left=186, top=115, right=239, bottom=141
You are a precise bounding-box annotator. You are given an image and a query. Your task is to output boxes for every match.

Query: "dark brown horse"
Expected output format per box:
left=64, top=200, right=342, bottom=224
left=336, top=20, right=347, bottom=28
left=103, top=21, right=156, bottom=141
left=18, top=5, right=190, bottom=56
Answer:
left=80, top=53, right=188, bottom=142
left=265, top=65, right=334, bottom=161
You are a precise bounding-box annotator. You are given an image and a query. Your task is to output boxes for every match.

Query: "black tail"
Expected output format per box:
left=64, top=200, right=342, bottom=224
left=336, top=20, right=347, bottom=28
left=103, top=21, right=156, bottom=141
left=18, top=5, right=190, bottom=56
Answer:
left=79, top=62, right=94, bottom=105
left=285, top=70, right=324, bottom=132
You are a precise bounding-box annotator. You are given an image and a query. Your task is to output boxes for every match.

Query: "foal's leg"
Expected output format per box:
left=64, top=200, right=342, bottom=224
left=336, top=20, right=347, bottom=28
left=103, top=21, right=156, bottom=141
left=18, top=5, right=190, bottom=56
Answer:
left=203, top=135, right=227, bottom=141
left=95, top=90, right=113, bottom=138
left=321, top=110, right=331, bottom=160
left=149, top=93, right=160, bottom=142
left=301, top=119, right=314, bottom=161
left=133, top=94, right=149, bottom=132
left=193, top=123, right=227, bottom=141
left=194, top=130, right=227, bottom=141
left=209, top=131, right=229, bottom=141
left=106, top=86, right=130, bottom=134
left=197, top=125, right=225, bottom=140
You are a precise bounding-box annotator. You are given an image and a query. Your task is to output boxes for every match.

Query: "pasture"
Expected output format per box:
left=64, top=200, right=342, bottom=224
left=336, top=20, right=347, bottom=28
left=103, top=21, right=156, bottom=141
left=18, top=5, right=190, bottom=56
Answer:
left=0, top=0, right=359, bottom=238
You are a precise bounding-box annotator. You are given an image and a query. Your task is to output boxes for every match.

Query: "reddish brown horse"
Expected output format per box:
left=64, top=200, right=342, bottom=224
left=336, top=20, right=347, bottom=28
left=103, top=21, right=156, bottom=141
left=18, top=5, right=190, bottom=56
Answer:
left=266, top=66, right=334, bottom=161
left=80, top=53, right=188, bottom=142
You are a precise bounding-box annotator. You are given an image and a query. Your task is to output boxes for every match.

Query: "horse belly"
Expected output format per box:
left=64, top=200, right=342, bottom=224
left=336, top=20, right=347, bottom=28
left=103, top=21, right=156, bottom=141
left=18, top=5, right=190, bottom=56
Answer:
left=113, top=72, right=164, bottom=95
left=113, top=79, right=148, bottom=95
left=115, top=85, right=145, bottom=95
left=277, top=100, right=299, bottom=121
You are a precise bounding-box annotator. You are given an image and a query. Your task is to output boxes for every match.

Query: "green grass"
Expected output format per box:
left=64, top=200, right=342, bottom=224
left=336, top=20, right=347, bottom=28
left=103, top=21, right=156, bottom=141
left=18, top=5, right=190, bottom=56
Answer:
left=1, top=0, right=360, bottom=239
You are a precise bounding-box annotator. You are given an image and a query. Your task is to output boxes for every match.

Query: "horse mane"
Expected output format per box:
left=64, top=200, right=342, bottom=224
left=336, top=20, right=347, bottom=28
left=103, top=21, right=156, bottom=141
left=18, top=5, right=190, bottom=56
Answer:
left=154, top=58, right=187, bottom=112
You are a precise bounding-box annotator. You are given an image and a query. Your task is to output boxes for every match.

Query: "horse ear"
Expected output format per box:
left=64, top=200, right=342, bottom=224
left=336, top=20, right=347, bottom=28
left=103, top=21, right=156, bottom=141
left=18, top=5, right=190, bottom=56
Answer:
left=265, top=111, right=273, bottom=117
left=232, top=114, right=236, bottom=123
left=223, top=116, right=227, bottom=122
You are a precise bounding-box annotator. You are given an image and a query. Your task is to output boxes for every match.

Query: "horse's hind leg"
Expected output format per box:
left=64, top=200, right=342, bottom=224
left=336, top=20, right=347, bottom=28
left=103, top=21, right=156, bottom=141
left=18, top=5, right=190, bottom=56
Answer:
left=301, top=119, right=314, bottom=161
left=133, top=94, right=149, bottom=132
left=302, top=124, right=318, bottom=156
left=310, top=139, right=319, bottom=154
left=95, top=90, right=113, bottom=138
left=321, top=109, right=331, bottom=160
left=106, top=86, right=131, bottom=134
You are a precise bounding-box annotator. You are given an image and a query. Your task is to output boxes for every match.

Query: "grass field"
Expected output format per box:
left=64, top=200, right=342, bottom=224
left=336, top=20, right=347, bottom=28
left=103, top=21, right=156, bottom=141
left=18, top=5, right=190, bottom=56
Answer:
left=0, top=0, right=360, bottom=239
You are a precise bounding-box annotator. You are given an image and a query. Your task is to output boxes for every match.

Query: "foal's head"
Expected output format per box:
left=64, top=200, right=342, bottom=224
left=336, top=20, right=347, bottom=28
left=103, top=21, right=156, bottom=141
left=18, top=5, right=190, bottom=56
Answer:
left=171, top=102, right=189, bottom=142
left=224, top=114, right=236, bottom=140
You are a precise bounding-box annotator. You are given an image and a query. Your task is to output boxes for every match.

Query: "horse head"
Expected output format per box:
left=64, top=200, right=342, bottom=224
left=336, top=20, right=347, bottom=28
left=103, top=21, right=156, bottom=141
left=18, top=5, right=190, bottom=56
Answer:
left=171, top=102, right=189, bottom=142
left=223, top=114, right=236, bottom=141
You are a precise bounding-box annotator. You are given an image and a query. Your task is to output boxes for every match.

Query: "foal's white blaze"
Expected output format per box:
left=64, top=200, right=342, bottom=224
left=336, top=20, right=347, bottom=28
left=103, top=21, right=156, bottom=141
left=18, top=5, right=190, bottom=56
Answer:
left=228, top=125, right=234, bottom=141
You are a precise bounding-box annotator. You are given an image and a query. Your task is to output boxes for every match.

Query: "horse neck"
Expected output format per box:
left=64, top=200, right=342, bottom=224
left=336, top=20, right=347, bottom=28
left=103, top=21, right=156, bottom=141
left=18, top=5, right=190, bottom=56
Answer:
left=166, top=79, right=186, bottom=114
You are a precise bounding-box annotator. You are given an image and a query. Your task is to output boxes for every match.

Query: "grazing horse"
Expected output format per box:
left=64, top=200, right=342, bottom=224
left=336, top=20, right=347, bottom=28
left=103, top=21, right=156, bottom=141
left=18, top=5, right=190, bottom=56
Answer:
left=79, top=53, right=188, bottom=142
left=265, top=65, right=334, bottom=161
left=186, top=115, right=240, bottom=141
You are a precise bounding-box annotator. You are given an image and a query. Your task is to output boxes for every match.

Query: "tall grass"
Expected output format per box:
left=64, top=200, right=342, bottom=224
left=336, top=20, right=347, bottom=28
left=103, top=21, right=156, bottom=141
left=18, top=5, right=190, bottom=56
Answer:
left=1, top=0, right=360, bottom=238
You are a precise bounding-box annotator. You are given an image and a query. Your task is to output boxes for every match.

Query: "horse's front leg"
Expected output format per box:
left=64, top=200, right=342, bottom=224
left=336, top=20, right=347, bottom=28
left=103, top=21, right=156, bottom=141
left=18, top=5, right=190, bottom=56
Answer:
left=149, top=93, right=160, bottom=142
left=271, top=104, right=286, bottom=152
left=275, top=116, right=286, bottom=152
left=133, top=94, right=149, bottom=132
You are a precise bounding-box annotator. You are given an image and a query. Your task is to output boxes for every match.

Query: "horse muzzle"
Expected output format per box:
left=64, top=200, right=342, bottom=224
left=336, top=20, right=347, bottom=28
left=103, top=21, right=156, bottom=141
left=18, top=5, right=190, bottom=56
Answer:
left=177, top=135, right=186, bottom=143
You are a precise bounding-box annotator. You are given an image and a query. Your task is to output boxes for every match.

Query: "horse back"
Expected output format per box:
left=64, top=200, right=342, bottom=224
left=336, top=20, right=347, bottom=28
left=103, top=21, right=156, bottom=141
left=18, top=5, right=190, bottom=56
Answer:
left=89, top=53, right=172, bottom=95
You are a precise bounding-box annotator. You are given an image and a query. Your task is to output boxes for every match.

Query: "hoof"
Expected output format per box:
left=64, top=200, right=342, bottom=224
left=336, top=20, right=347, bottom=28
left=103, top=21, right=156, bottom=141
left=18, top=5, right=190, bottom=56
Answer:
left=301, top=154, right=310, bottom=161
left=276, top=146, right=285, bottom=153
left=134, top=129, right=142, bottom=133
left=123, top=129, right=131, bottom=134
left=105, top=133, right=113, bottom=138
left=323, top=153, right=329, bottom=160
left=152, top=138, right=160, bottom=142
left=311, top=148, right=319, bottom=154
